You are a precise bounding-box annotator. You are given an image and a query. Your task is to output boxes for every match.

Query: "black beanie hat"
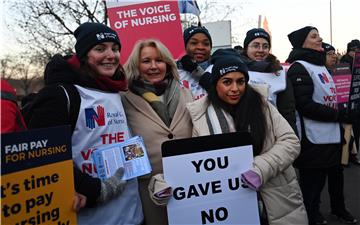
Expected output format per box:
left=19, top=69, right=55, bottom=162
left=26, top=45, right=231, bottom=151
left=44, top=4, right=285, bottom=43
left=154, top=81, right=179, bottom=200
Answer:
left=288, top=26, right=317, bottom=48
left=322, top=42, right=335, bottom=53
left=243, top=28, right=271, bottom=49
left=74, top=22, right=121, bottom=59
left=347, top=39, right=360, bottom=52
left=183, top=25, right=212, bottom=47
left=211, top=48, right=242, bottom=64
left=210, top=56, right=249, bottom=84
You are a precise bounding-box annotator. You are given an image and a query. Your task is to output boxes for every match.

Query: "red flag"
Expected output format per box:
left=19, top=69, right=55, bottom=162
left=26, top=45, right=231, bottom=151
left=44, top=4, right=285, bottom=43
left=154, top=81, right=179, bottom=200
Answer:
left=262, top=16, right=271, bottom=37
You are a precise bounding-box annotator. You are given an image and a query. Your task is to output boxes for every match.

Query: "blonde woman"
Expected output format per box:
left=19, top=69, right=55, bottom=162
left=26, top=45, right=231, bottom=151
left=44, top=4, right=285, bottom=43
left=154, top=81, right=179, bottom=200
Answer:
left=123, top=39, right=193, bottom=225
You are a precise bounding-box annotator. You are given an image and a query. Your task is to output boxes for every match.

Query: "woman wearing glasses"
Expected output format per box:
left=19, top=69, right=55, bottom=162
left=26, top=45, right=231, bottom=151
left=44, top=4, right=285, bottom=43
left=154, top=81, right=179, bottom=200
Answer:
left=241, top=28, right=297, bottom=133
left=323, top=42, right=338, bottom=73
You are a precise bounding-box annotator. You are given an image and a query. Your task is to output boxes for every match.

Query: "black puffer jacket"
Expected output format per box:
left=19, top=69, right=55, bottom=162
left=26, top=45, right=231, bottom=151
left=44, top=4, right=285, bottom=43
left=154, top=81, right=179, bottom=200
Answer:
left=27, top=54, right=105, bottom=207
left=287, top=48, right=342, bottom=168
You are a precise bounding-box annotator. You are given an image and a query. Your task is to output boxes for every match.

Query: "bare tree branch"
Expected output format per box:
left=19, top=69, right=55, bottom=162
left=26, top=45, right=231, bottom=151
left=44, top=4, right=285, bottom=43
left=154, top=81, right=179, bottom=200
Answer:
left=7, top=0, right=107, bottom=62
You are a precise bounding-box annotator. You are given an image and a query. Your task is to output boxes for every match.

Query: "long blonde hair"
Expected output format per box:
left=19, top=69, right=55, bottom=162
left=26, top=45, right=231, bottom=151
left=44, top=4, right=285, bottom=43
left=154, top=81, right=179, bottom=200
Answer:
left=124, top=39, right=179, bottom=86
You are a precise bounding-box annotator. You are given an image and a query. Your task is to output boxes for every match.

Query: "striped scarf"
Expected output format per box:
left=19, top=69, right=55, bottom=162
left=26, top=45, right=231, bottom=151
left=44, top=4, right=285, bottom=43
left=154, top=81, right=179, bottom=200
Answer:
left=131, top=78, right=180, bottom=127
left=205, top=103, right=236, bottom=134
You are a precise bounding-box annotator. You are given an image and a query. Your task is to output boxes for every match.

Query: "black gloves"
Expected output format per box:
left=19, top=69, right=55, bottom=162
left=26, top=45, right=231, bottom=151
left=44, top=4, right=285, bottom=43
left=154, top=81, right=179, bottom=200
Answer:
left=337, top=109, right=360, bottom=124
left=180, top=55, right=198, bottom=73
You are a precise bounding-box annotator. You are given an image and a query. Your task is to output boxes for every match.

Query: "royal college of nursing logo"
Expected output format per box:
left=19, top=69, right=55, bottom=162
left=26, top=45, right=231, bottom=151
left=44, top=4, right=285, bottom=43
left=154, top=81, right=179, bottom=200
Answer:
left=318, top=72, right=330, bottom=84
left=85, top=105, right=106, bottom=129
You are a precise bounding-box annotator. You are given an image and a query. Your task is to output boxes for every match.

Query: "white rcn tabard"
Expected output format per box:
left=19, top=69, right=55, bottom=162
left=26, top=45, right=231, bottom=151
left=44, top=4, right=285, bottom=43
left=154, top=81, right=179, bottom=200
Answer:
left=71, top=85, right=143, bottom=225
left=295, top=60, right=341, bottom=144
left=179, top=69, right=207, bottom=100
left=248, top=69, right=286, bottom=106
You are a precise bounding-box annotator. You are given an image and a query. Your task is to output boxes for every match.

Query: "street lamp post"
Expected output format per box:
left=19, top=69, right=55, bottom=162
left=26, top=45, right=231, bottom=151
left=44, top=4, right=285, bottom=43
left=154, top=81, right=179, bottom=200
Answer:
left=330, top=0, right=333, bottom=45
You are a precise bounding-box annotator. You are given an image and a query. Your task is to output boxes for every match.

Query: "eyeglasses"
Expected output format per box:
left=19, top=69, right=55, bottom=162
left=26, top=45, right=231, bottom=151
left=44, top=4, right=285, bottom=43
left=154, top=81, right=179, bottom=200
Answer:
left=248, top=43, right=270, bottom=50
left=326, top=51, right=336, bottom=56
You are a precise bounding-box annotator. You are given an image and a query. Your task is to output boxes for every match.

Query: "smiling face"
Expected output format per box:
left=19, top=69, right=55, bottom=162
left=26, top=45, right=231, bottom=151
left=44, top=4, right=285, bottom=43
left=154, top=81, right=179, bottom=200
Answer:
left=186, top=33, right=211, bottom=63
left=138, top=46, right=167, bottom=84
left=246, top=37, right=270, bottom=61
left=302, top=29, right=323, bottom=51
left=216, top=71, right=246, bottom=105
left=87, top=42, right=120, bottom=77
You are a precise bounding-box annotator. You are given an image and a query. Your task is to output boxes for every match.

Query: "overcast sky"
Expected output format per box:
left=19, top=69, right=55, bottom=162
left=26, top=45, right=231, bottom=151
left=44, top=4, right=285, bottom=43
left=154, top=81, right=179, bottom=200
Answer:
left=220, top=0, right=360, bottom=62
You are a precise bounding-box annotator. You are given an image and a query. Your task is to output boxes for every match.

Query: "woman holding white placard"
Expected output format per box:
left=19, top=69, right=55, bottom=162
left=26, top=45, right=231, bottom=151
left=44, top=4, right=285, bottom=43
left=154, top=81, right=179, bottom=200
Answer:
left=185, top=49, right=308, bottom=225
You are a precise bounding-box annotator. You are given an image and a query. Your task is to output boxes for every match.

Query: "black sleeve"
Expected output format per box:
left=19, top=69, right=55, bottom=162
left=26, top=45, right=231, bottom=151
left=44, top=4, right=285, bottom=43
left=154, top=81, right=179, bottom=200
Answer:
left=73, top=167, right=101, bottom=207
left=27, top=85, right=101, bottom=207
left=276, top=77, right=297, bottom=133
left=287, top=62, right=338, bottom=122
left=27, top=86, right=70, bottom=129
left=199, top=71, right=212, bottom=91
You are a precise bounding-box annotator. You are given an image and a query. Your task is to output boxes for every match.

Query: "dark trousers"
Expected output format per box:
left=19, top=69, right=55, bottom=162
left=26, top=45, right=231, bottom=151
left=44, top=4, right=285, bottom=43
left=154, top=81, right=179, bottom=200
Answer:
left=327, top=166, right=346, bottom=211
left=298, top=165, right=345, bottom=224
left=350, top=122, right=360, bottom=151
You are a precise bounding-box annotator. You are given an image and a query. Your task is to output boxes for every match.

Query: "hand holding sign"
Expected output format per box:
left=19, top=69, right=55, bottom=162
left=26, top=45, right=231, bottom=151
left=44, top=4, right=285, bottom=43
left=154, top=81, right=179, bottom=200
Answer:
left=148, top=173, right=172, bottom=206
left=73, top=192, right=87, bottom=212
left=241, top=170, right=262, bottom=191
left=337, top=109, right=360, bottom=124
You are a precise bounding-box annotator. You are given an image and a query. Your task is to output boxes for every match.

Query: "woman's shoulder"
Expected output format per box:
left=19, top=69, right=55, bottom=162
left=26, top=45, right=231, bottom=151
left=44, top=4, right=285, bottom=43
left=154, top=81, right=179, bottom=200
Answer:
left=179, top=85, right=193, bottom=102
left=260, top=101, right=281, bottom=124
left=287, top=61, right=309, bottom=77
left=186, top=95, right=209, bottom=120
left=36, top=84, right=80, bottom=103
left=26, top=85, right=71, bottom=129
left=263, top=101, right=279, bottom=115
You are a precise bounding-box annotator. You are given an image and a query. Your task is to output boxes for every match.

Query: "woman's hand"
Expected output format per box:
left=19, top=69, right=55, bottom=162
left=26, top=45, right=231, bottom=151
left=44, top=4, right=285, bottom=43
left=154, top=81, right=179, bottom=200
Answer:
left=241, top=170, right=262, bottom=191
left=73, top=192, right=87, bottom=212
left=148, top=173, right=172, bottom=206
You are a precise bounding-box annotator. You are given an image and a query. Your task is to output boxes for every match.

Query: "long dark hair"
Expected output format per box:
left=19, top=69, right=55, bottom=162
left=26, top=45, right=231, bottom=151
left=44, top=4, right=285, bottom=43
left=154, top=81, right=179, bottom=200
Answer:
left=208, top=83, right=267, bottom=156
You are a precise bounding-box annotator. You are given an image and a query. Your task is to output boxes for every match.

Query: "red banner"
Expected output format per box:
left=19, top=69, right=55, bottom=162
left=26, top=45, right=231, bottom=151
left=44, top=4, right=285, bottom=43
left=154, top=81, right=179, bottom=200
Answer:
left=107, top=1, right=185, bottom=64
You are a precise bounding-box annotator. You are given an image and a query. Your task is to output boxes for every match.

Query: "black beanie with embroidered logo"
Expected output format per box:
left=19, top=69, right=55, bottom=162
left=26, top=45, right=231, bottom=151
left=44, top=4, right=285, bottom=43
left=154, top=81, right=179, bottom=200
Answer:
left=210, top=56, right=249, bottom=84
left=74, top=22, right=121, bottom=59
left=322, top=42, right=335, bottom=53
left=183, top=25, right=212, bottom=47
left=243, top=28, right=271, bottom=50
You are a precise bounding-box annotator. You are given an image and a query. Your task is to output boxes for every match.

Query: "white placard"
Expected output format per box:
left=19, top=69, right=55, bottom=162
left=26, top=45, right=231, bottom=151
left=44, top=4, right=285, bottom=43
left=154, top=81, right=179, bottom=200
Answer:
left=163, top=145, right=260, bottom=225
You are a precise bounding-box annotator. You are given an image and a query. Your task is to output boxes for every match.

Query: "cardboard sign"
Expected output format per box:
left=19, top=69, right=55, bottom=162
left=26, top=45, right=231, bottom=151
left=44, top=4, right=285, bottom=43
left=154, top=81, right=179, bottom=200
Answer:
left=349, top=52, right=360, bottom=113
left=106, top=0, right=185, bottom=64
left=332, top=63, right=352, bottom=110
left=162, top=132, right=260, bottom=225
left=1, top=126, right=77, bottom=225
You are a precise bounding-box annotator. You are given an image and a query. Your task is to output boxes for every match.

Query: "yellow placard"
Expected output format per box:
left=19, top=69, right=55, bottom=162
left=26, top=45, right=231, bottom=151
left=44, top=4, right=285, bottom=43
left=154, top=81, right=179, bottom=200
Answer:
left=1, top=160, right=77, bottom=225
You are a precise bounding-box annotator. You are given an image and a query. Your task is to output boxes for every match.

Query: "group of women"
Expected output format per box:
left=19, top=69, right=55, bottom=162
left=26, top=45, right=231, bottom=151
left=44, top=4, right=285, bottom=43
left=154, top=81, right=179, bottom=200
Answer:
left=23, top=21, right=358, bottom=225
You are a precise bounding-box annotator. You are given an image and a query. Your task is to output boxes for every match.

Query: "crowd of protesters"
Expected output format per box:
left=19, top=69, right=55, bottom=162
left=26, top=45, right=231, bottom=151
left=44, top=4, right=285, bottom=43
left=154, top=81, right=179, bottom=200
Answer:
left=1, top=18, right=359, bottom=225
